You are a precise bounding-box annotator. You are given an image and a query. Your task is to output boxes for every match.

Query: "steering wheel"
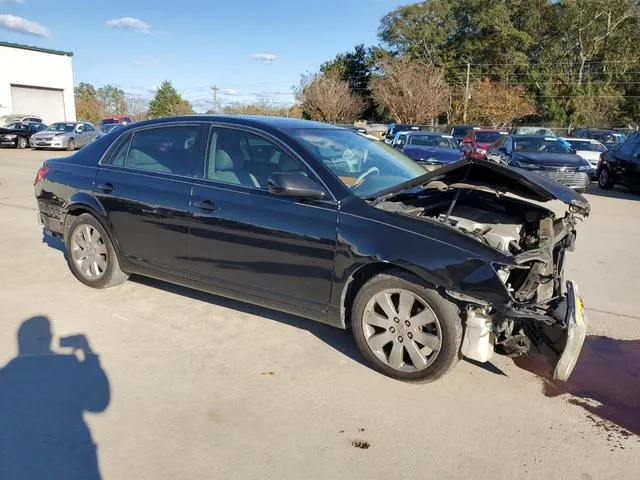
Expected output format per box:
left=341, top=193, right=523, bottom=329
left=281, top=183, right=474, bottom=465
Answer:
left=351, top=166, right=380, bottom=189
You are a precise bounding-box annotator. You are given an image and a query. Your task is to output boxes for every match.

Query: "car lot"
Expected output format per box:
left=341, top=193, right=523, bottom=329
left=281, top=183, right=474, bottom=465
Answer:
left=1, top=148, right=639, bottom=479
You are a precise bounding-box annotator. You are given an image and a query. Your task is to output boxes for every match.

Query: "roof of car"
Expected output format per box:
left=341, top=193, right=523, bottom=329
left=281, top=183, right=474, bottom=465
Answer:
left=131, top=115, right=342, bottom=132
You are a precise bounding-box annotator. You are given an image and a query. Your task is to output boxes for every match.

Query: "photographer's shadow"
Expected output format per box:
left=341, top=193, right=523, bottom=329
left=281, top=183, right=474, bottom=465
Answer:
left=0, top=316, right=109, bottom=480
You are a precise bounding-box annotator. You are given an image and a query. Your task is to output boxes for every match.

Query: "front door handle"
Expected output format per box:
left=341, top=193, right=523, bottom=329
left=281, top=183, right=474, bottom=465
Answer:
left=193, top=199, right=217, bottom=212
left=96, top=182, right=114, bottom=193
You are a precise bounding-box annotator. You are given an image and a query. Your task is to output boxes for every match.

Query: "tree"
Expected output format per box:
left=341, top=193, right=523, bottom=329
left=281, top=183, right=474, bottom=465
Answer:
left=570, top=83, right=623, bottom=127
left=74, top=82, right=104, bottom=124
left=466, top=79, right=537, bottom=127
left=96, top=85, right=126, bottom=116
left=370, top=58, right=450, bottom=124
left=295, top=72, right=366, bottom=123
left=223, top=97, right=293, bottom=117
left=148, top=81, right=193, bottom=118
left=126, top=95, right=149, bottom=121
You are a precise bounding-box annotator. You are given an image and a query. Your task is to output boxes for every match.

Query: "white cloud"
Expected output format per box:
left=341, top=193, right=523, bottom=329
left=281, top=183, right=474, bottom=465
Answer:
left=133, top=55, right=157, bottom=66
left=106, top=17, right=151, bottom=34
left=252, top=53, right=276, bottom=64
left=221, top=89, right=240, bottom=96
left=0, top=14, right=50, bottom=37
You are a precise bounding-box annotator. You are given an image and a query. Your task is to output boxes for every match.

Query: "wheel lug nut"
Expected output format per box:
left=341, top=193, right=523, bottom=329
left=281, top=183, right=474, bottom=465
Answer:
left=405, top=321, right=411, bottom=326
left=408, top=333, right=413, bottom=339
left=398, top=336, right=403, bottom=342
left=390, top=327, right=395, bottom=333
left=394, top=317, right=400, bottom=323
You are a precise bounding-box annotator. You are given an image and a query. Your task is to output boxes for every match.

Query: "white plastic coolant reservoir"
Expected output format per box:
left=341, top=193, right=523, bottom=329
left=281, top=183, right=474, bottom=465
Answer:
left=460, top=310, right=494, bottom=363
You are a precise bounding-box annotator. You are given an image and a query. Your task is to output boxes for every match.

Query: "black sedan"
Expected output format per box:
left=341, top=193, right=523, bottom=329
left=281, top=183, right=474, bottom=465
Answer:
left=34, top=116, right=589, bottom=383
left=596, top=138, right=640, bottom=190
left=0, top=122, right=46, bottom=149
left=486, top=135, right=594, bottom=191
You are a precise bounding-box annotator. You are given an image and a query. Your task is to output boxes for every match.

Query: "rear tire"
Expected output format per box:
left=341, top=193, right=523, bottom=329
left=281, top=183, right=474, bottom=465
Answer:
left=64, top=213, right=128, bottom=289
left=351, top=270, right=463, bottom=383
left=598, top=167, right=614, bottom=189
left=17, top=137, right=27, bottom=149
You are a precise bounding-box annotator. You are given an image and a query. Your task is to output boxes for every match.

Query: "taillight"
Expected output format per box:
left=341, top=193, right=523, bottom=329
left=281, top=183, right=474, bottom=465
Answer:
left=34, top=165, right=49, bottom=185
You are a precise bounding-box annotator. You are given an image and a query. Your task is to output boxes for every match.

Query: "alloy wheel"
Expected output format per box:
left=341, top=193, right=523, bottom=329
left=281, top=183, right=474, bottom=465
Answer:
left=70, top=224, right=108, bottom=280
left=599, top=169, right=609, bottom=187
left=362, top=288, right=442, bottom=372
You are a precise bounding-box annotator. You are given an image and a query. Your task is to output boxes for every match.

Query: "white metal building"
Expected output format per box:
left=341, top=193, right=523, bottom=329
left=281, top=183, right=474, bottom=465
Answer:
left=0, top=42, right=76, bottom=124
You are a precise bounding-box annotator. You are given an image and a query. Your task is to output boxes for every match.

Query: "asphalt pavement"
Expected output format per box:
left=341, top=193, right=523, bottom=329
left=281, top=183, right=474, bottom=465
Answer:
left=0, top=148, right=638, bottom=479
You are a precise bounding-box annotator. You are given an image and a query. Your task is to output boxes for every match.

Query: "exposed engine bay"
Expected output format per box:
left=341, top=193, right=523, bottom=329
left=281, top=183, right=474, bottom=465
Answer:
left=375, top=177, right=588, bottom=380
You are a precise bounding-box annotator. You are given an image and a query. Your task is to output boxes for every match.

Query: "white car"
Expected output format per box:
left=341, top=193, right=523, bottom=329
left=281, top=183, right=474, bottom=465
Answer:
left=563, top=137, right=607, bottom=168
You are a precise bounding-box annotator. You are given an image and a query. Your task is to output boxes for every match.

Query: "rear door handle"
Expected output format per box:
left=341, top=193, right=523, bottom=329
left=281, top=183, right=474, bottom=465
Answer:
left=96, top=183, right=114, bottom=193
left=193, top=199, right=217, bottom=212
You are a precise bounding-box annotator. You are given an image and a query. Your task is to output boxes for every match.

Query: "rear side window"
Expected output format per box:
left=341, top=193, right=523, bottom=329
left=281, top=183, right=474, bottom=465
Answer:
left=107, top=126, right=200, bottom=176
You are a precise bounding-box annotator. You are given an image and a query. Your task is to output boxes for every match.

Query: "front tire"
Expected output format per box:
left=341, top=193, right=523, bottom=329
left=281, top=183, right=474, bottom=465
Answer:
left=351, top=270, right=463, bottom=382
left=17, top=137, right=27, bottom=149
left=67, top=138, right=76, bottom=151
left=598, top=167, right=614, bottom=189
left=64, top=213, right=129, bottom=289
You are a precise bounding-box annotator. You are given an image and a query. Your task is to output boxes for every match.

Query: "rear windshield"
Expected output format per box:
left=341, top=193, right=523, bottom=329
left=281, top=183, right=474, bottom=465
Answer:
left=567, top=140, right=606, bottom=152
left=475, top=132, right=502, bottom=143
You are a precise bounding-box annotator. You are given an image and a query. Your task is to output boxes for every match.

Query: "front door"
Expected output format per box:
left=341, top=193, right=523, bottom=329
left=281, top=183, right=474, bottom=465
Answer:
left=94, top=123, right=204, bottom=274
left=188, top=125, right=338, bottom=311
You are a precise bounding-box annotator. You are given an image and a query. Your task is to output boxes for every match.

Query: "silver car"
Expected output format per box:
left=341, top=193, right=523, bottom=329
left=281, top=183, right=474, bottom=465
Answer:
left=30, top=122, right=97, bottom=151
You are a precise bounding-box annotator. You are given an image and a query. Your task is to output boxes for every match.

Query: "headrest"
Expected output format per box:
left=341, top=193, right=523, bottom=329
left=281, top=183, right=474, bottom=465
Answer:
left=216, top=149, right=242, bottom=171
left=278, top=154, right=299, bottom=172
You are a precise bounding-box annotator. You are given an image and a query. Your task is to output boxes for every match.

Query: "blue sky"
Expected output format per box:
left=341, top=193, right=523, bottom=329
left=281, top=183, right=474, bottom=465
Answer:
left=0, top=0, right=408, bottom=111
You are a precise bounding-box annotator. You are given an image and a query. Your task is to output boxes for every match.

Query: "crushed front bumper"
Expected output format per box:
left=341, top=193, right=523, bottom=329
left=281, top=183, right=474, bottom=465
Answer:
left=539, top=281, right=588, bottom=381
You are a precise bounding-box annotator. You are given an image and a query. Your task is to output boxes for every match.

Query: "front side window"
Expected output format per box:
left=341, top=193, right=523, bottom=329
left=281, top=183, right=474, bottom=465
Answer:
left=205, top=128, right=304, bottom=190
left=6, top=123, right=26, bottom=130
left=288, top=128, right=426, bottom=199
left=108, top=126, right=199, bottom=176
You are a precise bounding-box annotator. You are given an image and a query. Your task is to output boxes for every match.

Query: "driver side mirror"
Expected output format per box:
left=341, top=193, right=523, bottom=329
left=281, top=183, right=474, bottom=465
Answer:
left=76, top=126, right=83, bottom=133
left=268, top=172, right=326, bottom=200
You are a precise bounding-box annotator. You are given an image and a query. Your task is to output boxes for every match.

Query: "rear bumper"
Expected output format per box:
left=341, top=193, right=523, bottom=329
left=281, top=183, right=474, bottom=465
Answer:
left=37, top=211, right=64, bottom=236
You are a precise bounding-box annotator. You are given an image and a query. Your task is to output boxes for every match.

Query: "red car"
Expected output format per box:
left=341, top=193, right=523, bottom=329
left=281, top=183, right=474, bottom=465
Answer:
left=101, top=115, right=132, bottom=126
left=460, top=129, right=507, bottom=160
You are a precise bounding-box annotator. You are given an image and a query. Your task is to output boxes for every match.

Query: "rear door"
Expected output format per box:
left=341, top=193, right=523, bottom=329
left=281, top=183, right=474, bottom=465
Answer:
left=94, top=123, right=205, bottom=274
left=188, top=124, right=338, bottom=310
left=614, top=141, right=638, bottom=186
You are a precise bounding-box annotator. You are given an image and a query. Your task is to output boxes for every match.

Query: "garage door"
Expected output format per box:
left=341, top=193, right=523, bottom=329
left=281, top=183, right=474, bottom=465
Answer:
left=11, top=85, right=65, bottom=124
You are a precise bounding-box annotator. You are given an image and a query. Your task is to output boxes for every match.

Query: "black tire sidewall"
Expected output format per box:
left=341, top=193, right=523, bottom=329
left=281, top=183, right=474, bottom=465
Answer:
left=67, top=139, right=75, bottom=151
left=351, top=272, right=462, bottom=383
left=65, top=214, right=117, bottom=288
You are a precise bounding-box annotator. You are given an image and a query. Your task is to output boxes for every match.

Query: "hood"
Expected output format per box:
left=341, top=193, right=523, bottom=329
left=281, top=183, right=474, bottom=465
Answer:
left=403, top=145, right=463, bottom=163
left=0, top=127, right=16, bottom=134
left=575, top=150, right=601, bottom=163
left=514, top=151, right=587, bottom=167
left=372, top=158, right=590, bottom=215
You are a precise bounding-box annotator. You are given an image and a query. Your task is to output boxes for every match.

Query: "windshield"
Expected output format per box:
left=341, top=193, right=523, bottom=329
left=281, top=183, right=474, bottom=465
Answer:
left=516, top=127, right=554, bottom=136
left=408, top=134, right=457, bottom=149
left=475, top=132, right=502, bottom=143
left=46, top=123, right=76, bottom=132
left=288, top=128, right=426, bottom=199
left=514, top=137, right=575, bottom=154
left=567, top=140, right=606, bottom=152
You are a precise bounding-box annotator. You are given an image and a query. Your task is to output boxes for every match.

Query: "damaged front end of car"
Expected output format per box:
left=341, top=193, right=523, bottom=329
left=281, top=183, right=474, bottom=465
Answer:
left=374, top=159, right=590, bottom=380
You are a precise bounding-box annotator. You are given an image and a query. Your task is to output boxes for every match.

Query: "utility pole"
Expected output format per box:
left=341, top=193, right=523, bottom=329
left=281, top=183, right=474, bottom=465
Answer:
left=462, top=62, right=470, bottom=123
left=211, top=86, right=220, bottom=113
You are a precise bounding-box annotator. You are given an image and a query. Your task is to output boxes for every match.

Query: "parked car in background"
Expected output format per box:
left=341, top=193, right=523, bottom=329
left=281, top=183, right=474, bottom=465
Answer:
left=570, top=129, right=626, bottom=150
left=486, top=134, right=593, bottom=191
left=34, top=115, right=589, bottom=383
left=447, top=125, right=477, bottom=143
left=563, top=138, right=607, bottom=178
left=0, top=114, right=43, bottom=127
left=101, top=115, right=133, bottom=126
left=399, top=132, right=464, bottom=170
left=0, top=122, right=47, bottom=149
left=30, top=122, right=97, bottom=151
left=510, top=126, right=555, bottom=136
left=384, top=123, right=420, bottom=144
left=93, top=123, right=124, bottom=142
left=596, top=138, right=640, bottom=190
left=460, top=129, right=507, bottom=160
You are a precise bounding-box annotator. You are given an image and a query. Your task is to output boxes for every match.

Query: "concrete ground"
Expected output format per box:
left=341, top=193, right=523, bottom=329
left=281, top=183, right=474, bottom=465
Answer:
left=0, top=148, right=638, bottom=479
